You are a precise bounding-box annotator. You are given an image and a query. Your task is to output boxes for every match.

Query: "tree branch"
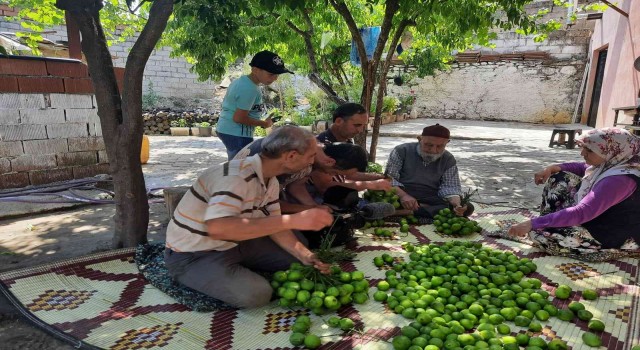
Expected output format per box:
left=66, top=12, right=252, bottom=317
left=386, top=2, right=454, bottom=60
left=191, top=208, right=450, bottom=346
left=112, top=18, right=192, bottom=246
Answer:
left=129, top=0, right=151, bottom=14
left=284, top=16, right=321, bottom=74
left=284, top=8, right=344, bottom=103
left=369, top=0, right=400, bottom=76
left=284, top=18, right=306, bottom=36
left=302, top=8, right=315, bottom=35
left=328, top=0, right=368, bottom=70
left=309, top=73, right=347, bottom=105
left=126, top=0, right=172, bottom=87
left=369, top=18, right=413, bottom=160
left=122, top=0, right=172, bottom=133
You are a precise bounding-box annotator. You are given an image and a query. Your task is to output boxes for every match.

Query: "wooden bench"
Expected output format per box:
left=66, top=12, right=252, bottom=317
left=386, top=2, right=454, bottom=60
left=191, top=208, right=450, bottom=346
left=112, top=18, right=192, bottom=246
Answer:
left=613, top=106, right=638, bottom=126
left=613, top=106, right=640, bottom=135
left=549, top=126, right=582, bottom=149
left=624, top=125, right=640, bottom=136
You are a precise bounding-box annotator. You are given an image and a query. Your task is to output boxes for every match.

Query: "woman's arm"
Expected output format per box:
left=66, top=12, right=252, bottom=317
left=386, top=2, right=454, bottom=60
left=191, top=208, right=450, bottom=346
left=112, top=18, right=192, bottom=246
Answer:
left=532, top=176, right=637, bottom=229
left=534, top=163, right=588, bottom=184
left=510, top=176, right=637, bottom=237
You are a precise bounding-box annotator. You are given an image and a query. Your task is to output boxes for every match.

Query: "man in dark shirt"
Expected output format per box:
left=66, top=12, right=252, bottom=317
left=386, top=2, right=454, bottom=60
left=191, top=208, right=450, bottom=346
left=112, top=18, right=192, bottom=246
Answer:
left=317, top=103, right=388, bottom=184
left=317, top=103, right=369, bottom=144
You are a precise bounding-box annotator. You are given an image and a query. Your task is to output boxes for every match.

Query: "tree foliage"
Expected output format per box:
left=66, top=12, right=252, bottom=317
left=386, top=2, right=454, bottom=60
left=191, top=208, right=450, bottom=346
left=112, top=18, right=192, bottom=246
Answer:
left=166, top=0, right=565, bottom=159
left=164, top=0, right=250, bottom=80
left=2, top=0, right=252, bottom=247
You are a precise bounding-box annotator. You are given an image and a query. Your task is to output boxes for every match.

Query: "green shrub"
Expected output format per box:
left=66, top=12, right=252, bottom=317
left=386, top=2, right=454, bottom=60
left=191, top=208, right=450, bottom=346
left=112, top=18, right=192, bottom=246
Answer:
left=142, top=82, right=160, bottom=110
left=382, top=96, right=399, bottom=114
left=254, top=126, right=267, bottom=137
left=171, top=119, right=187, bottom=128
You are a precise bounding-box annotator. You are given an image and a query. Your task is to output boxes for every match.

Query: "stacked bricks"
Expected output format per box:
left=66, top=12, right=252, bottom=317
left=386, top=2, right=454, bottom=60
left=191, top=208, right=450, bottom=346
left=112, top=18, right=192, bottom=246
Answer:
left=0, top=4, right=18, bottom=16
left=0, top=56, right=124, bottom=94
left=0, top=56, right=120, bottom=189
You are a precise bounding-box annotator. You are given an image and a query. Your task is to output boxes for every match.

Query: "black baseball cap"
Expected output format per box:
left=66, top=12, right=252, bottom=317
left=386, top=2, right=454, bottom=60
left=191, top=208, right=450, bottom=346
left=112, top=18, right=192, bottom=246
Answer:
left=249, top=50, right=293, bottom=74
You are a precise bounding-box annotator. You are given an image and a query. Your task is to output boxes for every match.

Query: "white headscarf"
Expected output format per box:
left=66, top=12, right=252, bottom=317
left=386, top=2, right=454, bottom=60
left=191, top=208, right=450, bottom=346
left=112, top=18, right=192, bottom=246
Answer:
left=575, top=128, right=640, bottom=202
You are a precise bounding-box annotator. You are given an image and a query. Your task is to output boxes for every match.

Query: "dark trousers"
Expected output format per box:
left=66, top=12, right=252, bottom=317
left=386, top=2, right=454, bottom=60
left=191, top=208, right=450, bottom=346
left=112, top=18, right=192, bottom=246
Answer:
left=164, top=233, right=307, bottom=308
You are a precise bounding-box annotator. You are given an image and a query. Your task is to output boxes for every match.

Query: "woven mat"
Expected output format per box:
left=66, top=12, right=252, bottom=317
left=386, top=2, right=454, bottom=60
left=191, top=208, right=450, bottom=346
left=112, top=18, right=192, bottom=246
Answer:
left=0, top=204, right=639, bottom=350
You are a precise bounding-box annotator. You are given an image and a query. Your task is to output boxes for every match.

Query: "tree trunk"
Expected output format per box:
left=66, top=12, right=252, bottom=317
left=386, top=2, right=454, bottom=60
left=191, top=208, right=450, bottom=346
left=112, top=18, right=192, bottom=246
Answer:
left=329, top=0, right=400, bottom=153
left=57, top=0, right=173, bottom=248
left=368, top=19, right=413, bottom=162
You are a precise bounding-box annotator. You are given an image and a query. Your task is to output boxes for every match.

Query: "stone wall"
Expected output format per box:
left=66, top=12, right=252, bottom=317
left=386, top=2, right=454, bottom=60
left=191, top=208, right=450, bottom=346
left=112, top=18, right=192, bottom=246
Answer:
left=389, top=0, right=593, bottom=123
left=394, top=60, right=584, bottom=123
left=0, top=9, right=217, bottom=109
left=0, top=56, right=109, bottom=189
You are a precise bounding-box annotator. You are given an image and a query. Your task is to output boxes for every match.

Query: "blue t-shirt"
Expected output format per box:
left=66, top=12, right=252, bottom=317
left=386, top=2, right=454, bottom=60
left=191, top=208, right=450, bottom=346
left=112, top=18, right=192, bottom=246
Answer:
left=216, top=75, right=265, bottom=137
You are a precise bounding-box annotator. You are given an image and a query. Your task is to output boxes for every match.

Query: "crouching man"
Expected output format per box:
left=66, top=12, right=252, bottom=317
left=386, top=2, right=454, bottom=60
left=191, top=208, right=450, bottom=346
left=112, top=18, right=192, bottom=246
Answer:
left=164, top=126, right=333, bottom=308
left=384, top=124, right=473, bottom=218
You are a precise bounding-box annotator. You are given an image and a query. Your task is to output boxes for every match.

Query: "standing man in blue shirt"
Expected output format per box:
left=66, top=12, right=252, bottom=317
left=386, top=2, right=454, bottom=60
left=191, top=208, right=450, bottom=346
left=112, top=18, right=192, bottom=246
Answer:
left=216, top=51, right=293, bottom=160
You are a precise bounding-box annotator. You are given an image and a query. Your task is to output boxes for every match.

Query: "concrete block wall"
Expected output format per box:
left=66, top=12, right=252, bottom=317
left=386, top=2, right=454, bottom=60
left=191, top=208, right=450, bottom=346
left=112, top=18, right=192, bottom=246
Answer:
left=390, top=59, right=585, bottom=123
left=0, top=13, right=216, bottom=107
left=394, top=0, right=594, bottom=123
left=0, top=56, right=109, bottom=189
left=479, top=0, right=594, bottom=61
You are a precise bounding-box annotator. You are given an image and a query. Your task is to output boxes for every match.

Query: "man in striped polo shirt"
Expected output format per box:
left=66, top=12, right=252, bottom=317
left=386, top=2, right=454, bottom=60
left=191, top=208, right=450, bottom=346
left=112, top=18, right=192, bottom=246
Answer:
left=164, top=126, right=333, bottom=308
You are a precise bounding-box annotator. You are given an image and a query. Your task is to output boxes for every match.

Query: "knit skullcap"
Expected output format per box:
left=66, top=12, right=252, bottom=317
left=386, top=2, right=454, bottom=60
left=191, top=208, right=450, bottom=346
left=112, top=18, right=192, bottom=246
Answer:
left=421, top=124, right=450, bottom=139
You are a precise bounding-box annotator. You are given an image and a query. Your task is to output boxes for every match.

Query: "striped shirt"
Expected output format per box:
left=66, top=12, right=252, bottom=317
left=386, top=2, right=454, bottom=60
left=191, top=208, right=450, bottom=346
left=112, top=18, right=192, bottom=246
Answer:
left=165, top=154, right=280, bottom=252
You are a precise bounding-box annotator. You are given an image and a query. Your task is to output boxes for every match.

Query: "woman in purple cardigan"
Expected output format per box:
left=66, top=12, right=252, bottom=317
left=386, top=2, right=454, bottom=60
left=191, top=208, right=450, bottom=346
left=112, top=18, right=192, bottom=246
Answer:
left=508, top=128, right=640, bottom=261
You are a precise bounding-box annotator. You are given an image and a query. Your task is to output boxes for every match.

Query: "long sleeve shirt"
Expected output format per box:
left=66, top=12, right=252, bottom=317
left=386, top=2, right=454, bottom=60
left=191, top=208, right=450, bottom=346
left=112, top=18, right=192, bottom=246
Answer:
left=531, top=162, right=637, bottom=229
left=385, top=146, right=462, bottom=199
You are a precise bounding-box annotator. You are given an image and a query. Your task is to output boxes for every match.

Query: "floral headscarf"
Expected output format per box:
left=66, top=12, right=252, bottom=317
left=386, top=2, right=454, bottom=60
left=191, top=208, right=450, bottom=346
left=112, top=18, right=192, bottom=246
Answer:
left=575, top=127, right=640, bottom=201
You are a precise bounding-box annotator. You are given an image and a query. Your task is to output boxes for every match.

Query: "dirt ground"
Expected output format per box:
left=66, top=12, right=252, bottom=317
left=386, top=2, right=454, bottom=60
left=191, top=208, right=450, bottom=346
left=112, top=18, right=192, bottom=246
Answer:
left=0, top=202, right=170, bottom=350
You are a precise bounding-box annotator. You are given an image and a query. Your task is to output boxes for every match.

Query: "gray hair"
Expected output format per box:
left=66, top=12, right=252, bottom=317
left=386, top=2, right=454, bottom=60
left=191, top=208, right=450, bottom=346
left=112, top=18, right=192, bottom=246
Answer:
left=260, top=125, right=315, bottom=159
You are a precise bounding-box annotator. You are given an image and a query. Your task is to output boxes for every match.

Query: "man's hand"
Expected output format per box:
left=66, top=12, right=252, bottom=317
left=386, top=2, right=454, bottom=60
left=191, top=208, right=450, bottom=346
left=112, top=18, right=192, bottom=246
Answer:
left=453, top=204, right=468, bottom=217
left=400, top=193, right=419, bottom=211
left=298, top=251, right=331, bottom=274
left=290, top=207, right=333, bottom=231
left=262, top=116, right=274, bottom=128
left=508, top=220, right=532, bottom=238
left=367, top=179, right=392, bottom=191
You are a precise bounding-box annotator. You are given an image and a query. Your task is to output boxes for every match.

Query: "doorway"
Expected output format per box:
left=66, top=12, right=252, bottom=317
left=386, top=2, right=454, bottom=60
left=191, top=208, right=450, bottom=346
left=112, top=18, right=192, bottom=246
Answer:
left=587, top=49, right=608, bottom=127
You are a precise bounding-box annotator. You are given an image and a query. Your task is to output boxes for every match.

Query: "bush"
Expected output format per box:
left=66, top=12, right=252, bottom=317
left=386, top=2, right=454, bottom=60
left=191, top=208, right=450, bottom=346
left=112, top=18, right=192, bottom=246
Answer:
left=142, top=82, right=161, bottom=110
left=199, top=122, right=211, bottom=127
left=382, top=96, right=399, bottom=114
left=255, top=126, right=267, bottom=137
left=398, top=94, right=416, bottom=113
left=171, top=119, right=187, bottom=128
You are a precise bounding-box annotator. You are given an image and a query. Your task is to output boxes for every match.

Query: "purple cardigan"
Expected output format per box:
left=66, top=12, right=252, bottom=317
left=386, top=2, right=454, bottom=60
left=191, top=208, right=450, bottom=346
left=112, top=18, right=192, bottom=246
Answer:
left=531, top=162, right=638, bottom=230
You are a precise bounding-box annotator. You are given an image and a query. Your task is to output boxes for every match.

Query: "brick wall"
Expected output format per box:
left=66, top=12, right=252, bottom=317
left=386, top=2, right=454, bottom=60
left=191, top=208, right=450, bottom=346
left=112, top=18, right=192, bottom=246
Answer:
left=0, top=56, right=111, bottom=189
left=0, top=4, right=18, bottom=16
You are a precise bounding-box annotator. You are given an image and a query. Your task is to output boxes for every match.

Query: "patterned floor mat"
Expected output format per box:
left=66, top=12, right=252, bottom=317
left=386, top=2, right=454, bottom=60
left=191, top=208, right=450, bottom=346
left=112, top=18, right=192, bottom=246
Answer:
left=0, top=204, right=638, bottom=350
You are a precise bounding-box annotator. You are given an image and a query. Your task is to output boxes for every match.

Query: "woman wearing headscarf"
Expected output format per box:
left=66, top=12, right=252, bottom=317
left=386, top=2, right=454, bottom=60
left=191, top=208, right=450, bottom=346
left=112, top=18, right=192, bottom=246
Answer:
left=507, top=127, right=640, bottom=261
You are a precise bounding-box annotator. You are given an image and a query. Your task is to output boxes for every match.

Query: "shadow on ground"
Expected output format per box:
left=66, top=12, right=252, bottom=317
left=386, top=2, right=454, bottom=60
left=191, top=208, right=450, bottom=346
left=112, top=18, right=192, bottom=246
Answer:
left=0, top=202, right=168, bottom=272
